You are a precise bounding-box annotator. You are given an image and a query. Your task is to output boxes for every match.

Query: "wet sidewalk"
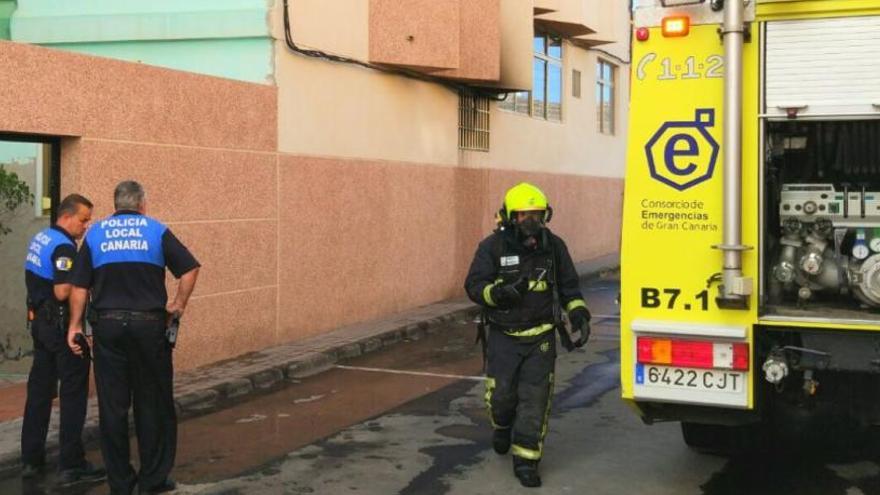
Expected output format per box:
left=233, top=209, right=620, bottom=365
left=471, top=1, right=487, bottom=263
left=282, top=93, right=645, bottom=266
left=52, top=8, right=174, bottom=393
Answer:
left=0, top=254, right=618, bottom=478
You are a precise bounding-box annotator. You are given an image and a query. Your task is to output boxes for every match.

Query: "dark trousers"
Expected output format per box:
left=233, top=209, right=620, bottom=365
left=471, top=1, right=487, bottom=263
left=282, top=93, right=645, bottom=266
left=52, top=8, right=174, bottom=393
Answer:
left=485, top=329, right=556, bottom=462
left=21, top=316, right=90, bottom=470
left=93, top=317, right=175, bottom=495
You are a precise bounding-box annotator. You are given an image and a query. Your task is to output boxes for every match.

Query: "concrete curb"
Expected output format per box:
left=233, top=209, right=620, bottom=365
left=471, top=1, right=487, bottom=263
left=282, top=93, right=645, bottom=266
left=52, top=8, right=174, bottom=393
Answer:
left=0, top=254, right=618, bottom=477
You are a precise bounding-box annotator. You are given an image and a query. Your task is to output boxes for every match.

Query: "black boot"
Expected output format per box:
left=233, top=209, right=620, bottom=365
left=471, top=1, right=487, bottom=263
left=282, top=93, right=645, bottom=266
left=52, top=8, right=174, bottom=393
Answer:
left=492, top=428, right=511, bottom=454
left=140, top=477, right=176, bottom=494
left=58, top=462, right=107, bottom=486
left=513, top=457, right=541, bottom=488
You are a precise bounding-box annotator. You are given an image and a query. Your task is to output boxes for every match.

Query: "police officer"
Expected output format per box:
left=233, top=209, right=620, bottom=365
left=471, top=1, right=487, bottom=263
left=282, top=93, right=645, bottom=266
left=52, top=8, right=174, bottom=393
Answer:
left=21, top=193, right=106, bottom=484
left=464, top=182, right=591, bottom=488
left=66, top=180, right=200, bottom=495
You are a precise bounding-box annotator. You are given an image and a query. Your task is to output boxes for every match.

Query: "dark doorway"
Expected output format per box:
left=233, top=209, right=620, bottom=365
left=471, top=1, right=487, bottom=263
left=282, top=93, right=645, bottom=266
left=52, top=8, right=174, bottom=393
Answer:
left=0, top=134, right=60, bottom=379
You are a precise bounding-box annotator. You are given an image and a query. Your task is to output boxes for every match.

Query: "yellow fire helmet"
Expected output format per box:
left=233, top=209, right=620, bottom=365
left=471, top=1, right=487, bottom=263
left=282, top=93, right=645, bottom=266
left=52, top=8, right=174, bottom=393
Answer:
left=501, top=182, right=552, bottom=223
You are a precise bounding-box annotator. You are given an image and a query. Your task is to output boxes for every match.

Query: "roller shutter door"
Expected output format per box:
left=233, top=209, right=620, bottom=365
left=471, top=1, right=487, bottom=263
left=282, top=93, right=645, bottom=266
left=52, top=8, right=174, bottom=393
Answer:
left=765, top=15, right=880, bottom=118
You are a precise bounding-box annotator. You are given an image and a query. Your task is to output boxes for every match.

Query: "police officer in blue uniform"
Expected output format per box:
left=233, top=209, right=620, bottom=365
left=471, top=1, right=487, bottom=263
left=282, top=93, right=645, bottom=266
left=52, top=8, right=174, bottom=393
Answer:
left=465, top=183, right=591, bottom=488
left=21, top=193, right=106, bottom=484
left=66, top=180, right=200, bottom=495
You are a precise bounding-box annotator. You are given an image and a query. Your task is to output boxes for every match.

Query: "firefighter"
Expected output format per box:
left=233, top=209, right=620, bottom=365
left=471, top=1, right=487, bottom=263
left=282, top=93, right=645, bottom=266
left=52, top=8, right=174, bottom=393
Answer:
left=464, top=182, right=590, bottom=488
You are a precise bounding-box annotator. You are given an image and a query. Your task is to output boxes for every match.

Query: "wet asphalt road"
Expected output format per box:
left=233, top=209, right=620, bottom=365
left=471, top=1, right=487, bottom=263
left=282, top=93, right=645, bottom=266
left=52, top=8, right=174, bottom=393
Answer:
left=8, top=273, right=880, bottom=494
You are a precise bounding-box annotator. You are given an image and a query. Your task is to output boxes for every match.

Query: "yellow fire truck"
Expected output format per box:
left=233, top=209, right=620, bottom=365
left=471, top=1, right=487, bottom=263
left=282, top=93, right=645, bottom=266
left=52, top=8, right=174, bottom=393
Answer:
left=621, top=0, right=880, bottom=449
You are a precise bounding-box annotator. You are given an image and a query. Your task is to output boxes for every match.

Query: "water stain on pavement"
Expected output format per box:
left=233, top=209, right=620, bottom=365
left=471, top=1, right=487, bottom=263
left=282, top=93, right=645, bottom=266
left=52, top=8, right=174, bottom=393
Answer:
left=395, top=381, right=488, bottom=495
left=554, top=348, right=620, bottom=413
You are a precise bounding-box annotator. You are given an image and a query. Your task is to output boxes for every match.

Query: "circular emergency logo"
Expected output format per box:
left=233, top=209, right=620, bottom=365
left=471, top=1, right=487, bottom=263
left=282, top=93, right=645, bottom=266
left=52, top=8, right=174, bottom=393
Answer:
left=644, top=109, right=719, bottom=191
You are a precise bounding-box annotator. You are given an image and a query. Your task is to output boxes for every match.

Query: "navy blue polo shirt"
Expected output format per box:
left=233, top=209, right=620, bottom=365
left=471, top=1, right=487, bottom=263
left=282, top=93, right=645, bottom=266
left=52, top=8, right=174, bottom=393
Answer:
left=24, top=225, right=77, bottom=308
left=70, top=210, right=200, bottom=311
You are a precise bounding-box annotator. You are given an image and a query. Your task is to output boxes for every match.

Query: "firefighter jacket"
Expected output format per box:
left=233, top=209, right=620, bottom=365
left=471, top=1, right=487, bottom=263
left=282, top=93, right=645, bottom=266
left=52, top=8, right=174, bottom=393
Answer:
left=464, top=228, right=587, bottom=337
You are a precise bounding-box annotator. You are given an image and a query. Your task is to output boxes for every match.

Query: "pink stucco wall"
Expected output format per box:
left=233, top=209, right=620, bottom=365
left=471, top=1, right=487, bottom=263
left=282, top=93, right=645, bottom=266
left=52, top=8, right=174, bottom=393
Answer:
left=0, top=41, right=620, bottom=370
left=369, top=0, right=501, bottom=81
left=369, top=0, right=460, bottom=70
left=0, top=42, right=276, bottom=150
left=440, top=0, right=501, bottom=81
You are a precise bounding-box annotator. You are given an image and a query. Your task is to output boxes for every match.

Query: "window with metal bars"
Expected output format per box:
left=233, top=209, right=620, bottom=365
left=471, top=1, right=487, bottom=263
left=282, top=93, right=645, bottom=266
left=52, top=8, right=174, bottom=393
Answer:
left=459, top=93, right=490, bottom=152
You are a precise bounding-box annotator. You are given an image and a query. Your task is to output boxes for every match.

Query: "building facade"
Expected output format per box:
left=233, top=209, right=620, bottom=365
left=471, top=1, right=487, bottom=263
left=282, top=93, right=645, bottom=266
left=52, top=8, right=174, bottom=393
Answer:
left=0, top=0, right=629, bottom=372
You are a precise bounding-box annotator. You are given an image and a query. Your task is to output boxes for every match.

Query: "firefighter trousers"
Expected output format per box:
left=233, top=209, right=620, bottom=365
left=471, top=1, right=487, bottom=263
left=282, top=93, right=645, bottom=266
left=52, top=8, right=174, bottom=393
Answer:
left=485, top=328, right=556, bottom=461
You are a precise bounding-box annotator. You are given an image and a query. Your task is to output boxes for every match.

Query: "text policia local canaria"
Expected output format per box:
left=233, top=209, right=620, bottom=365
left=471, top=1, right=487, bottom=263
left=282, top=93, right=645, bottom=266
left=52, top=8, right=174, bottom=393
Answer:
left=639, top=198, right=718, bottom=232
left=100, top=217, right=150, bottom=252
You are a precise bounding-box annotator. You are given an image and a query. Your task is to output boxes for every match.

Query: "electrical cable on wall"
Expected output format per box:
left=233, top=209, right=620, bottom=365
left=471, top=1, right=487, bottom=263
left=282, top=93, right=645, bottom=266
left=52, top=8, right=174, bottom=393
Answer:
left=281, top=0, right=506, bottom=100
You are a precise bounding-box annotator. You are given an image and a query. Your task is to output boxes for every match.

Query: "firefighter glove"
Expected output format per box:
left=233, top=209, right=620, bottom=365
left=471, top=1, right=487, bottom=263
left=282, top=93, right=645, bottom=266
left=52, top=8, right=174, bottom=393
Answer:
left=568, top=306, right=591, bottom=348
left=490, top=277, right=530, bottom=309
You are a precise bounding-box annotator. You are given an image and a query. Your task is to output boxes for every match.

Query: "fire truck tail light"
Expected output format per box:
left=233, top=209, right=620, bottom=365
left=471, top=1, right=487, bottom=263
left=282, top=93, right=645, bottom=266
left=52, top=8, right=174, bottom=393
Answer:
left=672, top=340, right=714, bottom=368
left=637, top=337, right=749, bottom=371
left=662, top=16, right=690, bottom=37
left=638, top=337, right=671, bottom=365
left=732, top=343, right=749, bottom=370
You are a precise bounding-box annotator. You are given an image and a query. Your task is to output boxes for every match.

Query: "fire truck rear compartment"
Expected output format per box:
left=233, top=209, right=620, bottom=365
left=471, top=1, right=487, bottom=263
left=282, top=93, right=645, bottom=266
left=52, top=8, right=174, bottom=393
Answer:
left=763, top=119, right=880, bottom=321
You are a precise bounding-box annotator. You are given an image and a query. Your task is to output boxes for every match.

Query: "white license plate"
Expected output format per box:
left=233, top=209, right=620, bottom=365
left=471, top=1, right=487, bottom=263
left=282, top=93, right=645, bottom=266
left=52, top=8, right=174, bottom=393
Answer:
left=636, top=364, right=745, bottom=393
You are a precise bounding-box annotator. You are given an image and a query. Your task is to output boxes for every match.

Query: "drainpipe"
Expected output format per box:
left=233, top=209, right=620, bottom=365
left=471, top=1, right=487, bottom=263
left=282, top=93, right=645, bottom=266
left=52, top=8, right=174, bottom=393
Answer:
left=715, top=0, right=752, bottom=309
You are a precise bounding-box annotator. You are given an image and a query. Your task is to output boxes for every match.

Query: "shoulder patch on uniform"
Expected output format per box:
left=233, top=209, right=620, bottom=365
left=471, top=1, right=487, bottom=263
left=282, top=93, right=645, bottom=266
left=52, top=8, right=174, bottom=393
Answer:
left=500, top=255, right=520, bottom=267
left=55, top=257, right=73, bottom=271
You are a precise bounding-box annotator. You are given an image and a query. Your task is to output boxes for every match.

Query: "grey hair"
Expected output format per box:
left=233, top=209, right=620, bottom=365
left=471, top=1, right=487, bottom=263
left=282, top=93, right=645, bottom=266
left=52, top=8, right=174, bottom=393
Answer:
left=114, top=180, right=145, bottom=211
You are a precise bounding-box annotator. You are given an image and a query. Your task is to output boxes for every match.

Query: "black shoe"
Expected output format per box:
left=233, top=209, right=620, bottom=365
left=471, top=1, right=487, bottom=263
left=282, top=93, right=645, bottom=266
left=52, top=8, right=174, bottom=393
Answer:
left=58, top=462, right=107, bottom=486
left=513, top=458, right=542, bottom=488
left=493, top=428, right=511, bottom=454
left=21, top=463, right=44, bottom=479
left=141, top=477, right=176, bottom=494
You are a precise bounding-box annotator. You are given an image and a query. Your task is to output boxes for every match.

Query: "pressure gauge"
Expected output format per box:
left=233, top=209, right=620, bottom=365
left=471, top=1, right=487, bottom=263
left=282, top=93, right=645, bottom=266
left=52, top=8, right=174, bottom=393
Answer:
left=853, top=229, right=870, bottom=260
left=870, top=238, right=880, bottom=252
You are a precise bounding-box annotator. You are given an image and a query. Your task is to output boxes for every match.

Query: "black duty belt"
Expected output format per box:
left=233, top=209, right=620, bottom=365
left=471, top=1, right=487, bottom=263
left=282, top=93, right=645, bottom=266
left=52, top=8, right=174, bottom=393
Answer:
left=98, top=310, right=165, bottom=321
left=35, top=301, right=67, bottom=322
